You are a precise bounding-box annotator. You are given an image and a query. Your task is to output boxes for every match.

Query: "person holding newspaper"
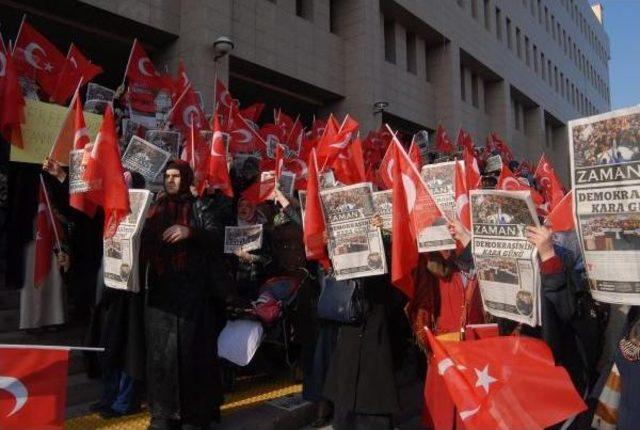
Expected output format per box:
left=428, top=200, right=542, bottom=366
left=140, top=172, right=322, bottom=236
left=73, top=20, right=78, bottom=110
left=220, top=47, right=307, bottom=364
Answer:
left=141, top=160, right=227, bottom=430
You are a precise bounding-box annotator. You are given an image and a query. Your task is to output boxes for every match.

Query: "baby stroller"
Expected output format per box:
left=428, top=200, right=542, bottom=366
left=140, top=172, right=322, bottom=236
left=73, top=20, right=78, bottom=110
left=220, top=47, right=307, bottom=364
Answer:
left=218, top=276, right=304, bottom=390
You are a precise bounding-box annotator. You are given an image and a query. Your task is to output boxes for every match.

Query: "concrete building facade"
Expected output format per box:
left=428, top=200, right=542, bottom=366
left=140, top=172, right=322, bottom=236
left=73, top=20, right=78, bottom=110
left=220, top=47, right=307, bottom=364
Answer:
left=1, top=0, right=611, bottom=179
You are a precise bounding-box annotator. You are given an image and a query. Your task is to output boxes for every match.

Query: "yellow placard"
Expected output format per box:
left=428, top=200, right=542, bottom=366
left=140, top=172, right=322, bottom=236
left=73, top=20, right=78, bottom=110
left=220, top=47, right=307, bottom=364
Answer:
left=10, top=99, right=102, bottom=165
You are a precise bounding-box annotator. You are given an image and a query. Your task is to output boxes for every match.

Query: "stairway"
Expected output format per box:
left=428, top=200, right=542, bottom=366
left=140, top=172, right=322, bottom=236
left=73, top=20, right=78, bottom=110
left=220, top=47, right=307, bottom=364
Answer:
left=0, top=288, right=102, bottom=419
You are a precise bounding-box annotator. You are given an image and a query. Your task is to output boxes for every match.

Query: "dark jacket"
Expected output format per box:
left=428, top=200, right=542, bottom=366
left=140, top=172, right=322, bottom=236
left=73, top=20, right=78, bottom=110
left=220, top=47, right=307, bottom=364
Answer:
left=323, top=275, right=399, bottom=418
left=142, top=193, right=229, bottom=424
left=614, top=308, right=640, bottom=430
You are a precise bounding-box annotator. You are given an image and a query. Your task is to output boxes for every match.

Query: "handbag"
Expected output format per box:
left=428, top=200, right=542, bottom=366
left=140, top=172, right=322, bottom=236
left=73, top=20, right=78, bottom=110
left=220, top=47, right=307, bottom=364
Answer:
left=317, top=277, right=363, bottom=324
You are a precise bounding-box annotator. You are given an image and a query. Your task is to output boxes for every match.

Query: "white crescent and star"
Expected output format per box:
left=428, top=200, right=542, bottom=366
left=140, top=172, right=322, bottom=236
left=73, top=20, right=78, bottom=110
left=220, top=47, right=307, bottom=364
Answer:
left=386, top=159, right=395, bottom=185
left=402, top=174, right=417, bottom=213
left=211, top=131, right=228, bottom=156
left=24, top=42, right=45, bottom=70
left=69, top=56, right=78, bottom=69
left=182, top=105, right=199, bottom=128
left=500, top=177, right=520, bottom=191
left=137, top=57, right=156, bottom=77
left=232, top=129, right=252, bottom=144
left=0, top=376, right=28, bottom=417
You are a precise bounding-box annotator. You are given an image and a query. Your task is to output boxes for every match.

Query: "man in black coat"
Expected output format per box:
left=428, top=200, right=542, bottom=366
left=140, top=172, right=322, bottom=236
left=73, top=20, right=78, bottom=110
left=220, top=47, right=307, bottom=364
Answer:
left=142, top=161, right=227, bottom=430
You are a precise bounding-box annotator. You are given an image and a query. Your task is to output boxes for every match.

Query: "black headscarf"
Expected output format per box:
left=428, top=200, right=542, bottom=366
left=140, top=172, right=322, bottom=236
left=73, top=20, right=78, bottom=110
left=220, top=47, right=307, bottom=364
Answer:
left=164, top=160, right=194, bottom=197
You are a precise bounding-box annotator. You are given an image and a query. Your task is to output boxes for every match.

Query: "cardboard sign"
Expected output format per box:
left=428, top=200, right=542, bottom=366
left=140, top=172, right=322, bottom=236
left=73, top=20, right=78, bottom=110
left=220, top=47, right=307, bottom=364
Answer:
left=10, top=99, right=102, bottom=164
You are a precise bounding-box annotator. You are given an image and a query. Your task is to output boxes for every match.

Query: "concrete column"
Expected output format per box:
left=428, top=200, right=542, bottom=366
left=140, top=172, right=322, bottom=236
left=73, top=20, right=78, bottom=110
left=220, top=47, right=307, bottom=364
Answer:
left=431, top=41, right=461, bottom=133
left=324, top=0, right=383, bottom=133
left=157, top=0, right=233, bottom=113
left=485, top=79, right=510, bottom=144
left=523, top=105, right=545, bottom=160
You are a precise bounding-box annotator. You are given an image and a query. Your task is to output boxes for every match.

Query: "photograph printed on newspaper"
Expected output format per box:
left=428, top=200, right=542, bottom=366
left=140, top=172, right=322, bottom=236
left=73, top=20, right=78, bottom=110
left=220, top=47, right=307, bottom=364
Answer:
left=372, top=190, right=392, bottom=230
left=569, top=106, right=640, bottom=305
left=320, top=183, right=387, bottom=280
left=121, top=136, right=172, bottom=183
left=420, top=160, right=462, bottom=221
left=103, top=190, right=152, bottom=292
left=224, top=224, right=264, bottom=254
left=68, top=149, right=90, bottom=194
left=470, top=189, right=541, bottom=326
left=145, top=129, right=182, bottom=159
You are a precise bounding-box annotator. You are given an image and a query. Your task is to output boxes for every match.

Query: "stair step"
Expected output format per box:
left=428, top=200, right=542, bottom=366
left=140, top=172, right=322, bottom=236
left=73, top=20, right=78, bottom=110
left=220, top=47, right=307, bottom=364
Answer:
left=0, top=289, right=20, bottom=310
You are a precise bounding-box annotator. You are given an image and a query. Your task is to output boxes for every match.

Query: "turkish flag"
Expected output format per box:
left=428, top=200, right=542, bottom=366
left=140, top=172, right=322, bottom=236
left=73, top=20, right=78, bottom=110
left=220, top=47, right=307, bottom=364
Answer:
left=303, top=149, right=330, bottom=268
left=0, top=35, right=25, bottom=147
left=425, top=330, right=586, bottom=430
left=241, top=175, right=275, bottom=204
left=228, top=104, right=266, bottom=155
left=387, top=128, right=447, bottom=251
left=545, top=190, right=574, bottom=232
left=173, top=58, right=189, bottom=99
left=463, top=145, right=481, bottom=191
left=68, top=95, right=97, bottom=217
left=316, top=114, right=354, bottom=168
left=34, top=185, right=56, bottom=287
left=49, top=90, right=81, bottom=165
left=377, top=141, right=394, bottom=190
left=214, top=78, right=237, bottom=120
left=182, top=114, right=211, bottom=195
left=408, top=138, right=422, bottom=169
left=83, top=105, right=130, bottom=237
left=456, top=128, right=474, bottom=152
left=331, top=136, right=366, bottom=185
left=391, top=140, right=418, bottom=298
left=488, top=132, right=514, bottom=164
left=125, top=39, right=172, bottom=112
left=497, top=163, right=529, bottom=191
left=169, top=84, right=209, bottom=138
left=534, top=154, right=566, bottom=210
left=435, top=124, right=454, bottom=154
left=207, top=115, right=233, bottom=197
left=50, top=44, right=102, bottom=105
left=13, top=22, right=66, bottom=98
left=454, top=160, right=471, bottom=231
left=0, top=347, right=69, bottom=430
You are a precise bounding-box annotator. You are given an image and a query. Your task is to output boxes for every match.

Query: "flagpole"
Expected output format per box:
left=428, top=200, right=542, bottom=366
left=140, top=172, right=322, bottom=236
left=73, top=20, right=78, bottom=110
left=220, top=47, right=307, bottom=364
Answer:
left=0, top=344, right=105, bottom=352
left=11, top=14, right=26, bottom=55
left=48, top=80, right=83, bottom=159
left=190, top=116, right=196, bottom=170
left=120, top=38, right=137, bottom=91
left=39, top=175, right=62, bottom=251
left=164, top=84, right=191, bottom=130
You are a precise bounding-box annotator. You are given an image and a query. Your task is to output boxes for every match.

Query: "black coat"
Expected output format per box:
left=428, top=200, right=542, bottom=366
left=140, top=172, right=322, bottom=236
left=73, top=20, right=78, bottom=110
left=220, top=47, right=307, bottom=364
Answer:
left=323, top=275, right=399, bottom=418
left=142, top=194, right=231, bottom=424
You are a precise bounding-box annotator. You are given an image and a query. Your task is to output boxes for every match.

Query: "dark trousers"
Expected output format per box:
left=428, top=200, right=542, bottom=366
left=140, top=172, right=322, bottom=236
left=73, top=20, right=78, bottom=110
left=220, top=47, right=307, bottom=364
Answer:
left=100, top=369, right=141, bottom=414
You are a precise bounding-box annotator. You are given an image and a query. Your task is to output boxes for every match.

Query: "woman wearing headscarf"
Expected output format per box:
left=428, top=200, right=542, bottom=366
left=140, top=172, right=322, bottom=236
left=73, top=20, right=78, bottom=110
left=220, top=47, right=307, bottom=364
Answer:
left=142, top=160, right=227, bottom=430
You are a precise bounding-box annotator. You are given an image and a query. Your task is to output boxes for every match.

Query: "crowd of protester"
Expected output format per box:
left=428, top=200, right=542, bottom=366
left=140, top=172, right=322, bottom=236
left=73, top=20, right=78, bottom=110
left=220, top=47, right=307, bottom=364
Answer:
left=11, top=134, right=634, bottom=430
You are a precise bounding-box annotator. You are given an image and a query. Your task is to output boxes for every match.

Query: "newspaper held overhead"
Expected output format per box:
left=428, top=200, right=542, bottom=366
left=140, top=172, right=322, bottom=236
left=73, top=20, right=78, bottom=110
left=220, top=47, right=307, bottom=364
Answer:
left=121, top=136, right=172, bottom=183
left=420, top=160, right=461, bottom=221
left=470, top=189, right=541, bottom=326
left=320, top=183, right=387, bottom=280
left=568, top=106, right=640, bottom=305
left=372, top=190, right=392, bottom=230
left=104, top=190, right=152, bottom=292
left=145, top=129, right=182, bottom=159
left=224, top=224, right=264, bottom=254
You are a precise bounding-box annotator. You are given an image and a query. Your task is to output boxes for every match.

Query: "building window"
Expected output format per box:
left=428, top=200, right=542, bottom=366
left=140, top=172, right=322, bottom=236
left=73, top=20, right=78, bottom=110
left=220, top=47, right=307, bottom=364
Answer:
left=537, top=0, right=542, bottom=24
left=533, top=45, right=538, bottom=73
left=471, top=0, right=478, bottom=18
left=329, top=0, right=339, bottom=34
left=484, top=0, right=491, bottom=30
left=506, top=17, right=513, bottom=49
left=548, top=60, right=552, bottom=87
left=525, top=36, right=530, bottom=66
left=554, top=66, right=559, bottom=92
left=406, top=31, right=417, bottom=74
left=460, top=65, right=466, bottom=101
left=551, top=15, right=556, bottom=40
left=516, top=27, right=522, bottom=58
left=424, top=44, right=431, bottom=82
left=557, top=23, right=562, bottom=47
left=384, top=20, right=396, bottom=64
left=471, top=73, right=479, bottom=108
left=295, top=0, right=313, bottom=20
left=544, top=6, right=549, bottom=31
left=560, top=72, right=565, bottom=95
left=541, top=52, right=546, bottom=80
left=495, top=7, right=502, bottom=40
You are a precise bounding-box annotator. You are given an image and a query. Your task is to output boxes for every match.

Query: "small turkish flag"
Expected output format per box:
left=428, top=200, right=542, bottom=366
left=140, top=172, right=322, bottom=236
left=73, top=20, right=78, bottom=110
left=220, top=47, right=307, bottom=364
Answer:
left=435, top=124, right=454, bottom=154
left=454, top=159, right=471, bottom=231
left=424, top=329, right=586, bottom=430
left=0, top=35, right=26, bottom=147
left=303, top=149, right=330, bottom=268
left=534, top=154, right=566, bottom=210
left=0, top=347, right=69, bottom=430
left=50, top=44, right=102, bottom=105
left=169, top=84, right=209, bottom=138
left=545, top=190, right=574, bottom=232
left=497, top=163, right=529, bottom=191
left=463, top=145, right=481, bottom=191
left=13, top=22, right=66, bottom=98
left=207, top=115, right=233, bottom=198
left=408, top=138, right=422, bottom=169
